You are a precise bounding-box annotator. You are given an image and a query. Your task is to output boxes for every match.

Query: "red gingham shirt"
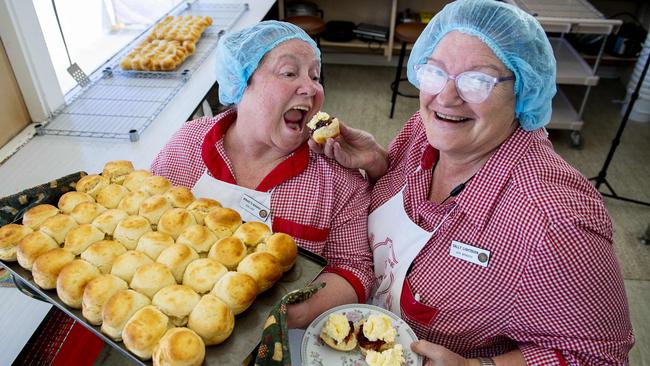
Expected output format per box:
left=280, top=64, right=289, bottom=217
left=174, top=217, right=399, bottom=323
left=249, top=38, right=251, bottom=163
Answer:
left=151, top=109, right=374, bottom=301
left=370, top=112, right=634, bottom=365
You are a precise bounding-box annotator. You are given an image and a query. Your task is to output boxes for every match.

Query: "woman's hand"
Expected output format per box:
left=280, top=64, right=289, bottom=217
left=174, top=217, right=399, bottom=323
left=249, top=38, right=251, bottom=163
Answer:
left=411, top=340, right=472, bottom=366
left=308, top=121, right=388, bottom=182
left=286, top=273, right=357, bottom=329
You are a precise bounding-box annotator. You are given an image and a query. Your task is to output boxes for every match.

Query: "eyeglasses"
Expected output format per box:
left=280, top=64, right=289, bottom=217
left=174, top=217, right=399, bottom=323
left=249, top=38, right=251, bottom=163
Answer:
left=414, top=64, right=514, bottom=104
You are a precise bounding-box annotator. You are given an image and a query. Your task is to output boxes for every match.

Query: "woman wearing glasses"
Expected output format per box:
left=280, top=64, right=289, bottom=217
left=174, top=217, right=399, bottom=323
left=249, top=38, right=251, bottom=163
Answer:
left=311, top=0, right=633, bottom=364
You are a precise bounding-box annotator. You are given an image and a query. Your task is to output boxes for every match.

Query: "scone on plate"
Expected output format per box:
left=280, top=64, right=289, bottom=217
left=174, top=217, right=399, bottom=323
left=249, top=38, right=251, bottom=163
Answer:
left=320, top=313, right=357, bottom=351
left=365, top=344, right=406, bottom=366
left=357, top=313, right=397, bottom=355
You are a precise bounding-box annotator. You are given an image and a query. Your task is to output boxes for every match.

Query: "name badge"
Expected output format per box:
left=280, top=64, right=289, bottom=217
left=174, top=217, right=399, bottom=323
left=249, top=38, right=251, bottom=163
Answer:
left=449, top=240, right=491, bottom=267
left=240, top=194, right=271, bottom=222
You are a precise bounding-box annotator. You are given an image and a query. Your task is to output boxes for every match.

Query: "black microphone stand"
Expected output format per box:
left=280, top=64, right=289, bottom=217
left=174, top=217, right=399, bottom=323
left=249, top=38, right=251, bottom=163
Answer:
left=589, top=50, right=650, bottom=207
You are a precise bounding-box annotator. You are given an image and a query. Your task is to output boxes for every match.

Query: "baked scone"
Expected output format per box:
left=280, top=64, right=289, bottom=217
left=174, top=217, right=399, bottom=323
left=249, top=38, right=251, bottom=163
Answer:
left=75, top=174, right=110, bottom=199
left=91, top=208, right=129, bottom=236
left=188, top=294, right=234, bottom=345
left=22, top=204, right=59, bottom=230
left=102, top=160, right=135, bottom=184
left=320, top=313, right=357, bottom=351
left=156, top=244, right=199, bottom=283
left=122, top=305, right=170, bottom=361
left=110, top=250, right=154, bottom=283
left=152, top=327, right=205, bottom=366
left=135, top=231, right=175, bottom=260
left=256, top=232, right=298, bottom=272
left=31, top=248, right=75, bottom=289
left=182, top=258, right=227, bottom=294
left=130, top=262, right=177, bottom=299
left=307, top=111, right=341, bottom=144
left=63, top=224, right=105, bottom=255
left=207, top=236, right=247, bottom=271
left=101, top=289, right=151, bottom=341
left=113, top=215, right=152, bottom=250
left=96, top=184, right=130, bottom=209
left=58, top=191, right=94, bottom=214
left=80, top=240, right=127, bottom=274
left=56, top=259, right=101, bottom=308
left=211, top=271, right=258, bottom=315
left=120, top=39, right=191, bottom=72
left=237, top=252, right=283, bottom=292
left=357, top=314, right=397, bottom=355
left=0, top=224, right=33, bottom=261
left=157, top=208, right=196, bottom=240
left=16, top=231, right=59, bottom=270
left=186, top=198, right=222, bottom=225
left=232, top=221, right=271, bottom=250
left=204, top=207, right=242, bottom=238
left=139, top=195, right=172, bottom=228
left=152, top=284, right=201, bottom=327
left=140, top=175, right=171, bottom=196
left=117, top=191, right=150, bottom=215
left=39, top=214, right=78, bottom=244
left=365, top=344, right=406, bottom=366
left=82, top=274, right=128, bottom=325
left=164, top=186, right=195, bottom=208
left=176, top=224, right=216, bottom=254
left=70, top=202, right=107, bottom=225
left=123, top=169, right=153, bottom=192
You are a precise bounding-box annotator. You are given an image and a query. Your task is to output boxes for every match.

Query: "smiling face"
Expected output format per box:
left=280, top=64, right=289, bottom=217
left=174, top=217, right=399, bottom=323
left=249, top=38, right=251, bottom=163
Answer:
left=236, top=39, right=323, bottom=155
left=419, top=31, right=517, bottom=161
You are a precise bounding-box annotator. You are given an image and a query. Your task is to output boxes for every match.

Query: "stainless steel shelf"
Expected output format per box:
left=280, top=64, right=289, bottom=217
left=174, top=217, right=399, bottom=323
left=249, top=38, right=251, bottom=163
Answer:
left=551, top=37, right=599, bottom=86
left=38, top=1, right=249, bottom=141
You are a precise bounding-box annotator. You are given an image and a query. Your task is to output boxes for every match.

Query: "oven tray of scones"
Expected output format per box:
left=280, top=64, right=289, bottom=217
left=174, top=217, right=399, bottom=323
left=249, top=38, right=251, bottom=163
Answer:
left=0, top=160, right=326, bottom=366
left=109, top=1, right=249, bottom=76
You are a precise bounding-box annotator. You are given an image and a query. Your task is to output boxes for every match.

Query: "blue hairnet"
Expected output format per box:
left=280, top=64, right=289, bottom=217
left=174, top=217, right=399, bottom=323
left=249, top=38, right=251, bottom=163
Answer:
left=215, top=20, right=320, bottom=105
left=407, top=0, right=556, bottom=131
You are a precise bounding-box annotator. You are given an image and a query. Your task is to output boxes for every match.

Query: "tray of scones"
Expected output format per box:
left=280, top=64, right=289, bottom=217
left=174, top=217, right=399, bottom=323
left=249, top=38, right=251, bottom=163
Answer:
left=119, top=15, right=213, bottom=72
left=0, top=160, right=326, bottom=366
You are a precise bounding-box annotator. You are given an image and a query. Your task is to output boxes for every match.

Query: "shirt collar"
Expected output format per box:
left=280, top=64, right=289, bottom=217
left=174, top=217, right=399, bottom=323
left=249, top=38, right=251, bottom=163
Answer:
left=201, top=109, right=310, bottom=192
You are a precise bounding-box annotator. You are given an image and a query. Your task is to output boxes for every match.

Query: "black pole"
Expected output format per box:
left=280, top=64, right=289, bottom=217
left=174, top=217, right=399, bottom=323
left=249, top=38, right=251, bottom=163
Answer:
left=589, top=50, right=650, bottom=207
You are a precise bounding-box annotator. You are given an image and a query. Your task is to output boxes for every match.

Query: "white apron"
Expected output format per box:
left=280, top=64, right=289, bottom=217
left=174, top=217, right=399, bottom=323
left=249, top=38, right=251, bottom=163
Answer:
left=369, top=186, right=454, bottom=313
left=192, top=169, right=272, bottom=223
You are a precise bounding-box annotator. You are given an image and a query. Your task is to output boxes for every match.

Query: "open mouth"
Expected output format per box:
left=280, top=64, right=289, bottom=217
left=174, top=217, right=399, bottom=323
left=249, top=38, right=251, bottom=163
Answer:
left=283, top=106, right=310, bottom=131
left=435, top=111, right=471, bottom=123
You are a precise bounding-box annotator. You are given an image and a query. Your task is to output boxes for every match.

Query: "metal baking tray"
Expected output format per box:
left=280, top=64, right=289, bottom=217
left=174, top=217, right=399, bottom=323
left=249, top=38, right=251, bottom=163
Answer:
left=0, top=186, right=327, bottom=365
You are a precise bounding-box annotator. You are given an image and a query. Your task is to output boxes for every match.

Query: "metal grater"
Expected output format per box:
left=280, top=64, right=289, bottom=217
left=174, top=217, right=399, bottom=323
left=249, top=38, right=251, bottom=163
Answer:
left=67, top=63, right=91, bottom=87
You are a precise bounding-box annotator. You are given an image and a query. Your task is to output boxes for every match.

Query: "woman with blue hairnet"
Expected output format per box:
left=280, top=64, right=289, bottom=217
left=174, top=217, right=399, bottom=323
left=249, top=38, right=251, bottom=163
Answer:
left=151, top=21, right=374, bottom=329
left=311, top=0, right=633, bottom=364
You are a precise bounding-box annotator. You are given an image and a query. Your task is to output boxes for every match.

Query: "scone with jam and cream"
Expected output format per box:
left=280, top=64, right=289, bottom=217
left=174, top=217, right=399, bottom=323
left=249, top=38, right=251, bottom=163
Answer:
left=365, top=343, right=406, bottom=366
left=307, top=111, right=340, bottom=144
left=358, top=313, right=397, bottom=355
left=319, top=313, right=357, bottom=351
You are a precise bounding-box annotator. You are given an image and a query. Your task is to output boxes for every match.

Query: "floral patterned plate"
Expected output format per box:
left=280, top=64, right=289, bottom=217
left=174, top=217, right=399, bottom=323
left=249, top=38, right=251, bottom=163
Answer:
left=301, top=303, right=423, bottom=366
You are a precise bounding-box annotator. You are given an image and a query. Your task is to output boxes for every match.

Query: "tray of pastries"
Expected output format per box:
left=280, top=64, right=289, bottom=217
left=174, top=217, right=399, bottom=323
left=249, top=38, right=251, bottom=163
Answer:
left=0, top=160, right=327, bottom=366
left=120, top=15, right=213, bottom=71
